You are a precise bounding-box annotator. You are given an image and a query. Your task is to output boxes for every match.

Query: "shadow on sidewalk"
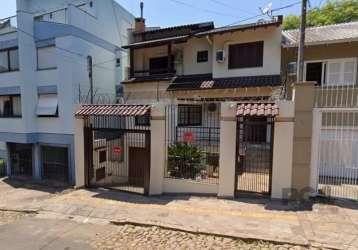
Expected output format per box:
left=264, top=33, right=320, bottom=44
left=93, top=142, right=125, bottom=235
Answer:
left=1, top=177, right=71, bottom=194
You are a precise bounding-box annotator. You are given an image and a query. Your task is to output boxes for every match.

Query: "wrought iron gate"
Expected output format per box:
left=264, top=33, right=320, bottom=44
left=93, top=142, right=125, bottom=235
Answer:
left=82, top=114, right=151, bottom=195
left=236, top=117, right=274, bottom=195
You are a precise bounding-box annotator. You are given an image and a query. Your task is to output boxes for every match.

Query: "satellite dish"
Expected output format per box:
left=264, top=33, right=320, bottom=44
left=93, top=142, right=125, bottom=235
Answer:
left=261, top=3, right=273, bottom=16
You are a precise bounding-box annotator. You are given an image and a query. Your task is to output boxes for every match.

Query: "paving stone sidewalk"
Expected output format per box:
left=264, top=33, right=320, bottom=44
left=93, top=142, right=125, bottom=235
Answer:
left=4, top=188, right=356, bottom=250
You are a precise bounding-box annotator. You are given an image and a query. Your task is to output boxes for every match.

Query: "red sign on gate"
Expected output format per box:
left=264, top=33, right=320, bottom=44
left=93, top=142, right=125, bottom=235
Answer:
left=113, top=146, right=122, bottom=155
left=183, top=132, right=194, bottom=143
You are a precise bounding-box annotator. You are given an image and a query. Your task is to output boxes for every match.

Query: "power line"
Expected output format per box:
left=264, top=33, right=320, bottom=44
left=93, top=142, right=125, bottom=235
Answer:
left=208, top=0, right=256, bottom=16
left=167, top=0, right=241, bottom=19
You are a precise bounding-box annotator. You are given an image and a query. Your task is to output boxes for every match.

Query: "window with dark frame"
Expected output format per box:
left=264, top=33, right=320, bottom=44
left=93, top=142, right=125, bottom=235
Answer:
left=0, top=47, right=19, bottom=73
left=135, top=115, right=150, bottom=126
left=178, top=105, right=202, bottom=126
left=149, top=56, right=169, bottom=74
left=0, top=95, right=22, bottom=118
left=306, top=62, right=323, bottom=85
left=197, top=50, right=208, bottom=63
left=228, top=41, right=264, bottom=69
left=99, top=150, right=106, bottom=163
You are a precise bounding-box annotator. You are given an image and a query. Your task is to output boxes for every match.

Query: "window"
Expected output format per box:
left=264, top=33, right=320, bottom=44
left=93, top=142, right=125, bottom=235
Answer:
left=178, top=105, right=202, bottom=126
left=99, top=150, right=106, bottom=163
left=36, top=94, right=58, bottom=117
left=326, top=59, right=357, bottom=86
left=197, top=50, right=208, bottom=63
left=116, top=58, right=121, bottom=67
left=228, top=41, right=264, bottom=69
left=306, top=62, right=323, bottom=85
left=135, top=115, right=150, bottom=126
left=149, top=56, right=169, bottom=74
left=37, top=46, right=57, bottom=70
left=0, top=95, right=21, bottom=118
left=0, top=48, right=19, bottom=73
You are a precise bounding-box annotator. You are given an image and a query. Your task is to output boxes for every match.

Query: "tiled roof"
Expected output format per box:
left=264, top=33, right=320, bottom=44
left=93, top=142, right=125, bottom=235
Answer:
left=196, top=16, right=282, bottom=36
left=134, top=22, right=214, bottom=35
left=122, top=35, right=189, bottom=49
left=237, top=103, right=279, bottom=117
left=167, top=74, right=281, bottom=91
left=283, top=21, right=358, bottom=47
left=75, top=105, right=151, bottom=117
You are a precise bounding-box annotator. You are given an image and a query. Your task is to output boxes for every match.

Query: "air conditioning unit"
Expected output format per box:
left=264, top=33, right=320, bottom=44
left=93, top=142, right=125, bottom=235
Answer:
left=287, top=62, right=297, bottom=75
left=216, top=50, right=225, bottom=63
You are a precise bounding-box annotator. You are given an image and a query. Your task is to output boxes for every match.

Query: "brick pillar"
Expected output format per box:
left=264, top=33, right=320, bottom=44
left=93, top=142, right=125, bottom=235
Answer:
left=218, top=102, right=237, bottom=198
left=149, top=103, right=166, bottom=195
left=291, top=82, right=315, bottom=198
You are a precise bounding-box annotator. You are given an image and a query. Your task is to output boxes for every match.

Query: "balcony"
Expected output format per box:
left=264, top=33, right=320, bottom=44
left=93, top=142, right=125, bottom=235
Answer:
left=0, top=16, right=17, bottom=35
left=34, top=8, right=68, bottom=25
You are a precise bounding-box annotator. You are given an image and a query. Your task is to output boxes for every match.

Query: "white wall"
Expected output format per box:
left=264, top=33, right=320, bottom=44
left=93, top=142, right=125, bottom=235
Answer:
left=182, top=37, right=212, bottom=75
left=212, top=26, right=282, bottom=78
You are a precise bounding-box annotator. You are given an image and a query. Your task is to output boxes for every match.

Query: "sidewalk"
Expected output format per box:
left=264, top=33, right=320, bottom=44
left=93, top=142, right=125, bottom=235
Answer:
left=4, top=187, right=356, bottom=250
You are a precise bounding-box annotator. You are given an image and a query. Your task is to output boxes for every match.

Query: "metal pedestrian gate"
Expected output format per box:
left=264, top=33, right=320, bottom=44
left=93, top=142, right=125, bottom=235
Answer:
left=78, top=105, right=152, bottom=195
left=236, top=117, right=274, bottom=195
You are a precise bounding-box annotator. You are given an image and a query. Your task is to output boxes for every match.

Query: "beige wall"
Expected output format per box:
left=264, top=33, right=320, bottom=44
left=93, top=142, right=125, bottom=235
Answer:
left=271, top=101, right=295, bottom=199
left=74, top=116, right=85, bottom=188
left=149, top=104, right=166, bottom=195
left=218, top=102, right=237, bottom=198
left=282, top=41, right=358, bottom=87
left=291, top=82, right=315, bottom=197
left=182, top=37, right=212, bottom=75
left=163, top=179, right=218, bottom=194
left=123, top=81, right=174, bottom=104
left=213, top=26, right=282, bottom=78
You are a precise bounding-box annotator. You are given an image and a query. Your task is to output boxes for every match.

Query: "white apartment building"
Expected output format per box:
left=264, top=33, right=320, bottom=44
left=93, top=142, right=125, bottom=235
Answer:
left=0, top=0, right=134, bottom=185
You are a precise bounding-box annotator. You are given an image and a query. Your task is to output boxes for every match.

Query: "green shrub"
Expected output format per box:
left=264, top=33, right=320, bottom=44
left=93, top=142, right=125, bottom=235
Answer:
left=167, top=142, right=204, bottom=179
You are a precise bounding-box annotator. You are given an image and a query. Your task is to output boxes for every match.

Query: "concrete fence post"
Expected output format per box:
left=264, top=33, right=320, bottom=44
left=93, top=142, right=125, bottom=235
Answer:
left=291, top=82, right=315, bottom=199
left=149, top=103, right=166, bottom=195
left=218, top=102, right=237, bottom=198
left=271, top=101, right=295, bottom=199
left=74, top=116, right=85, bottom=188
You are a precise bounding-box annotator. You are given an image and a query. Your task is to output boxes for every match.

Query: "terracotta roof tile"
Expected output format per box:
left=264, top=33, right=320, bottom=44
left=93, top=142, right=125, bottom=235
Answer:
left=237, top=103, right=279, bottom=117
left=75, top=104, right=151, bottom=117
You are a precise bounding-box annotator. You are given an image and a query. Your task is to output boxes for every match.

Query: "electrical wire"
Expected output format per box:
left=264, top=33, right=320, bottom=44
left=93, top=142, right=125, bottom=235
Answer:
left=208, top=0, right=257, bottom=16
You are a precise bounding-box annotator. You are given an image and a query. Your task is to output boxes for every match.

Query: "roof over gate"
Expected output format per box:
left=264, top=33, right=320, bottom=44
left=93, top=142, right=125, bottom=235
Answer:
left=75, top=104, right=151, bottom=117
left=237, top=103, right=279, bottom=117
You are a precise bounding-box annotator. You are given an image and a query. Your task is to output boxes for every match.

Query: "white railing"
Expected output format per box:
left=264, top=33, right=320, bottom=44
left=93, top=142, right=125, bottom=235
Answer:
left=34, top=8, right=68, bottom=25
left=0, top=16, right=17, bottom=35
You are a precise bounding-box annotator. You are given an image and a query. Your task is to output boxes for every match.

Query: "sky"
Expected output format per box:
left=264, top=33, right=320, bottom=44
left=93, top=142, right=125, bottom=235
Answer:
left=0, top=0, right=328, bottom=27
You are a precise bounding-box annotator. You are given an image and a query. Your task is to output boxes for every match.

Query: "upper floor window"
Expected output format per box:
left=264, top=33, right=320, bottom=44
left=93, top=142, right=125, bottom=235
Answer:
left=228, top=41, right=264, bottom=69
left=178, top=105, right=202, bottom=126
left=197, top=50, right=208, bottom=63
left=149, top=56, right=170, bottom=74
left=135, top=115, right=150, bottom=126
left=305, top=58, right=357, bottom=86
left=0, top=48, right=19, bottom=73
left=37, top=46, right=57, bottom=70
left=0, top=95, right=21, bottom=118
left=36, top=94, right=59, bottom=117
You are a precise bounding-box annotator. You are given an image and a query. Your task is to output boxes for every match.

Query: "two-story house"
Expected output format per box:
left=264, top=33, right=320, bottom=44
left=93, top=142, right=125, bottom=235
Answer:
left=122, top=16, right=283, bottom=104
left=119, top=15, right=283, bottom=195
left=0, top=0, right=134, bottom=185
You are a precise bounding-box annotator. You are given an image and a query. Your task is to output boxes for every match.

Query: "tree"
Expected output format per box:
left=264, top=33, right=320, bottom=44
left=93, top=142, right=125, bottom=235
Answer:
left=283, top=0, right=358, bottom=30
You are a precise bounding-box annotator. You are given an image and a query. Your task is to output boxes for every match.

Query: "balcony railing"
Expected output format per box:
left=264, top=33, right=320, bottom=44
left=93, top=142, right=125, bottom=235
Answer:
left=0, top=16, right=17, bottom=35
left=128, top=69, right=176, bottom=79
left=34, top=8, right=68, bottom=24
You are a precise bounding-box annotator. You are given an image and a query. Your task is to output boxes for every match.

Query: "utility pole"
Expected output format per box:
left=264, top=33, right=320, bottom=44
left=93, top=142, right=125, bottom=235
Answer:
left=297, top=0, right=307, bottom=81
left=87, top=56, right=94, bottom=104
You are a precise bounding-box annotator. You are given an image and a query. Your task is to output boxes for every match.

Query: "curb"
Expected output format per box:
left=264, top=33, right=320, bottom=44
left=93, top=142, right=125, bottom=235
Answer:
left=109, top=219, right=311, bottom=248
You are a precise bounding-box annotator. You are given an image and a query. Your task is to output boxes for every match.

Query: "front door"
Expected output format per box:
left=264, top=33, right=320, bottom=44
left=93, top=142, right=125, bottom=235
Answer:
left=129, top=147, right=149, bottom=187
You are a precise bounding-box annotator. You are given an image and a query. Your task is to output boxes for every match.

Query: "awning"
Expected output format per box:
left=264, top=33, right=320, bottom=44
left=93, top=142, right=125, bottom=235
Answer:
left=36, top=94, right=58, bottom=116
left=237, top=103, right=279, bottom=117
left=75, top=104, right=151, bottom=117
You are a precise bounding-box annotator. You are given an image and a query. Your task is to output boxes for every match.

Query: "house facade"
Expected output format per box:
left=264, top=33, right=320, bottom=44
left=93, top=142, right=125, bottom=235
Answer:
left=282, top=22, right=358, bottom=200
left=0, top=0, right=134, bottom=185
left=123, top=16, right=283, bottom=103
